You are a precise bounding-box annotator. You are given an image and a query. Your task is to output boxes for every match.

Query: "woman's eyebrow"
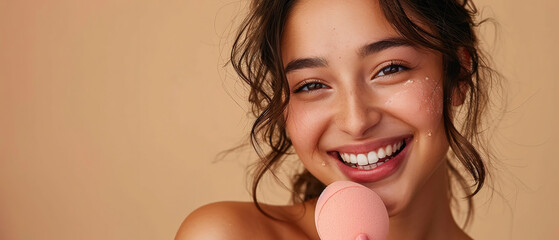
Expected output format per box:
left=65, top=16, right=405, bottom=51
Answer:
left=284, top=57, right=328, bottom=74
left=358, top=37, right=413, bottom=57
left=284, top=37, right=411, bottom=74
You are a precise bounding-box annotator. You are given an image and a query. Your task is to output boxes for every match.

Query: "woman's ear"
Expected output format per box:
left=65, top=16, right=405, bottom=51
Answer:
left=451, top=81, right=468, bottom=106
left=458, top=47, right=472, bottom=73
left=452, top=47, right=472, bottom=106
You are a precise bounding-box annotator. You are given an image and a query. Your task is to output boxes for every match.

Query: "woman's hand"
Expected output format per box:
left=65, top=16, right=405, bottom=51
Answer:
left=355, top=233, right=370, bottom=240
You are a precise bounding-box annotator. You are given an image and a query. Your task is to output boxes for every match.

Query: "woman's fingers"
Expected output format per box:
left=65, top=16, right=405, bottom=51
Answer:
left=355, top=233, right=369, bottom=240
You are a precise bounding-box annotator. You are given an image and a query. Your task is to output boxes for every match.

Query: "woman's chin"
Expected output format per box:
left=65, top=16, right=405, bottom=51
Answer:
left=373, top=187, right=412, bottom=218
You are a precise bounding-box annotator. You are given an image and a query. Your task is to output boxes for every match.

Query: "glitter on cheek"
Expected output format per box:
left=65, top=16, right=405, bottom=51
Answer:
left=404, top=79, right=414, bottom=86
left=384, top=79, right=420, bottom=107
left=384, top=89, right=409, bottom=106
left=417, top=76, right=445, bottom=138
left=417, top=76, right=443, bottom=117
left=382, top=77, right=443, bottom=139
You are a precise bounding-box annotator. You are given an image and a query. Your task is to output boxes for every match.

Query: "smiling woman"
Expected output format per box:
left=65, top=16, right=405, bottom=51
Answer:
left=176, top=0, right=495, bottom=239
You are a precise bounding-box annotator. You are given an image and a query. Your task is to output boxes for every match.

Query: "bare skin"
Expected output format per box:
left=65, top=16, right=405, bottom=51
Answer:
left=175, top=200, right=319, bottom=240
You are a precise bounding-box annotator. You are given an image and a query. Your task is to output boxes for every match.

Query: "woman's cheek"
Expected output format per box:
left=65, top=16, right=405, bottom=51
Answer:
left=285, top=100, right=331, bottom=155
left=418, top=77, right=444, bottom=118
left=383, top=77, right=444, bottom=132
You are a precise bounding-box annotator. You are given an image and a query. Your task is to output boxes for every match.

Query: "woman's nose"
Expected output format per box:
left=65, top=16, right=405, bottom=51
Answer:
left=334, top=88, right=381, bottom=138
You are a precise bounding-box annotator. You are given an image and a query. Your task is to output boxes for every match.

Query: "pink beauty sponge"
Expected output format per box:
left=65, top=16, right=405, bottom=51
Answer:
left=315, top=181, right=389, bottom=240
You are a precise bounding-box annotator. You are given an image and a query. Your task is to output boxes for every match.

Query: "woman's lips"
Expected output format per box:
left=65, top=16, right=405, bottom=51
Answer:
left=332, top=137, right=413, bottom=183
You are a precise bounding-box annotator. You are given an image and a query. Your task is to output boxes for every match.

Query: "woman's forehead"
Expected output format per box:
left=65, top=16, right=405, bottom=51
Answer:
left=281, top=0, right=400, bottom=63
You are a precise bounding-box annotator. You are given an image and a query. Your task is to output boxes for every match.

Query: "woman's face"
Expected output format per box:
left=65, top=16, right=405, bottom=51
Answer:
left=282, top=0, right=452, bottom=214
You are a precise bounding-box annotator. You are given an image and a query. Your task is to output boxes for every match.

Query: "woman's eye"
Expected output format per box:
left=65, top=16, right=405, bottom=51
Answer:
left=375, top=64, right=408, bottom=78
left=293, top=82, right=329, bottom=93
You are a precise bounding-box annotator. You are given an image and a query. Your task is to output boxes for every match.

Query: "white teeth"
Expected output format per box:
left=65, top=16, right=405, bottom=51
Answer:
left=367, top=151, right=378, bottom=164
left=385, top=145, right=393, bottom=156
left=349, top=154, right=357, bottom=164
left=357, top=154, right=368, bottom=166
left=359, top=163, right=379, bottom=170
left=339, top=140, right=405, bottom=165
left=377, top=148, right=386, bottom=158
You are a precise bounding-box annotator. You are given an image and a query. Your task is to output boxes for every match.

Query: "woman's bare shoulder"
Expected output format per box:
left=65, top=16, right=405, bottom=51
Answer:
left=174, top=201, right=263, bottom=240
left=174, top=201, right=317, bottom=240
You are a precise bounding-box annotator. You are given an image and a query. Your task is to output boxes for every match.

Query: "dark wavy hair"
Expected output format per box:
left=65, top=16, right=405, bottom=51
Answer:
left=230, top=0, right=496, bottom=227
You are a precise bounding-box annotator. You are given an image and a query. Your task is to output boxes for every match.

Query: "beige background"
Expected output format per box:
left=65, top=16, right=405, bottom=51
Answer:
left=0, top=0, right=557, bottom=239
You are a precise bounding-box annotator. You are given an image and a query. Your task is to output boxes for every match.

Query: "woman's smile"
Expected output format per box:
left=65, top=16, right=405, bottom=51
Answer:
left=335, top=137, right=407, bottom=169
left=328, top=134, right=410, bottom=167
left=328, top=135, right=414, bottom=183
